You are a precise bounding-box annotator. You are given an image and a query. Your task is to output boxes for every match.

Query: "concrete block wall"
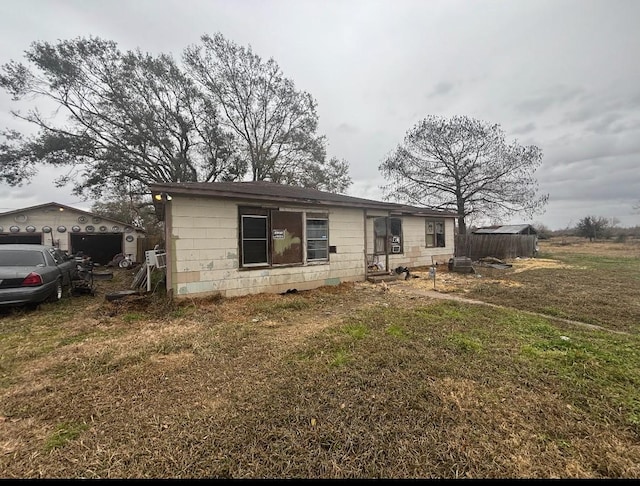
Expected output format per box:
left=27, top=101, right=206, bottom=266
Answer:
left=169, top=198, right=367, bottom=298
left=387, top=216, right=454, bottom=269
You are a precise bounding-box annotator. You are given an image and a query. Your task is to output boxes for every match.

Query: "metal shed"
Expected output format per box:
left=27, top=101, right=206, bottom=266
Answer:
left=456, top=224, right=539, bottom=260
left=472, top=224, right=538, bottom=235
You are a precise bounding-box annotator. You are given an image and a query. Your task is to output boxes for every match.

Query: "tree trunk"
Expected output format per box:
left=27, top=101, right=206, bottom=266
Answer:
left=458, top=215, right=467, bottom=235
left=456, top=196, right=466, bottom=235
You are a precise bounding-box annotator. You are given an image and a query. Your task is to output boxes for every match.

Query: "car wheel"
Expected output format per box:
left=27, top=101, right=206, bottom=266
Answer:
left=49, top=280, right=64, bottom=302
left=119, top=259, right=131, bottom=268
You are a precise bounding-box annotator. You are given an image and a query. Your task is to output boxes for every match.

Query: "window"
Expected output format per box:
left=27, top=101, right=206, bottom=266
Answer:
left=241, top=214, right=268, bottom=266
left=0, top=250, right=45, bottom=266
left=49, top=248, right=69, bottom=264
left=374, top=217, right=403, bottom=254
left=390, top=218, right=403, bottom=253
left=426, top=220, right=446, bottom=247
left=307, top=218, right=328, bottom=261
left=239, top=208, right=304, bottom=268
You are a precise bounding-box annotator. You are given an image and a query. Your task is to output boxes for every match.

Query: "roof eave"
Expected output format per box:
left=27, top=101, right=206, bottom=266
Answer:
left=149, top=185, right=459, bottom=218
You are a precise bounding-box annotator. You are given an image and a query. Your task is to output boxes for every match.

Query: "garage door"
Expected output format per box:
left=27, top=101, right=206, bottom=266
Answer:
left=0, top=234, right=42, bottom=244
left=70, top=233, right=123, bottom=265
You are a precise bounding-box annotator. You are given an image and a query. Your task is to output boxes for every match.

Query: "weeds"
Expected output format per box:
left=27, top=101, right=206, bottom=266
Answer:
left=0, top=242, right=639, bottom=478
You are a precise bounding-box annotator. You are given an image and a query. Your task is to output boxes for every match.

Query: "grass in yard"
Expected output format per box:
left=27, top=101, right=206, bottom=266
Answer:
left=434, top=240, right=640, bottom=334
left=0, top=241, right=639, bottom=478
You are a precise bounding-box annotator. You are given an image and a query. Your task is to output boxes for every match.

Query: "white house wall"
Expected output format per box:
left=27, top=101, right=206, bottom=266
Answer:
left=365, top=214, right=454, bottom=270
left=388, top=215, right=455, bottom=269
left=168, top=197, right=457, bottom=299
left=169, top=197, right=366, bottom=298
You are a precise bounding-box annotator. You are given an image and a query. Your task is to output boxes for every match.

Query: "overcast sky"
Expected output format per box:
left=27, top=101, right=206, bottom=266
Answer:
left=0, top=0, right=638, bottom=230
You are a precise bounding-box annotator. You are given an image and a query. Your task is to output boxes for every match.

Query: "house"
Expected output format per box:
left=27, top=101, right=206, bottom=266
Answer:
left=0, top=202, right=146, bottom=264
left=149, top=181, right=459, bottom=299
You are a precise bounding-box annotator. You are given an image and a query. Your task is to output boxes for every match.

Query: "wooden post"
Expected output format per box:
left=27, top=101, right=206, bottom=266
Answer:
left=430, top=256, right=437, bottom=290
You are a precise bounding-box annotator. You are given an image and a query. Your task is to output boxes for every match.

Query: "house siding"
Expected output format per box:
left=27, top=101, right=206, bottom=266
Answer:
left=168, top=198, right=367, bottom=298
left=166, top=197, right=457, bottom=299
left=388, top=216, right=455, bottom=268
left=365, top=214, right=455, bottom=271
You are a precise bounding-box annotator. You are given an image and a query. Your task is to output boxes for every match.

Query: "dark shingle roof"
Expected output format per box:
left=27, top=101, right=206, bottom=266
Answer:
left=149, top=181, right=459, bottom=218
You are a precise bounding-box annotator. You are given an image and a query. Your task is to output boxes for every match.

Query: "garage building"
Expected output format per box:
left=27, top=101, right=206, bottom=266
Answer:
left=0, top=202, right=146, bottom=265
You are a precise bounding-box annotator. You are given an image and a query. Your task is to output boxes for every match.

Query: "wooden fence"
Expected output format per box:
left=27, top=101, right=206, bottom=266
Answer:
left=136, top=235, right=164, bottom=261
left=454, top=234, right=538, bottom=261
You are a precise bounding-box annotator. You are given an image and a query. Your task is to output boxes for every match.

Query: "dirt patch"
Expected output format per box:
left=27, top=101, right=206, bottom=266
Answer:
left=391, top=257, right=569, bottom=294
left=509, top=257, right=571, bottom=273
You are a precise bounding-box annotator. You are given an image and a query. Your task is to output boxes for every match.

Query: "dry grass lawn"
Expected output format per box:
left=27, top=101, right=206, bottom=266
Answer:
left=1, top=237, right=639, bottom=478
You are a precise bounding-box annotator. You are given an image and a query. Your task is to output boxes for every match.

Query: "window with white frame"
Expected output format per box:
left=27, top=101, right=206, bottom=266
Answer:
left=306, top=217, right=328, bottom=261
left=426, top=220, right=445, bottom=248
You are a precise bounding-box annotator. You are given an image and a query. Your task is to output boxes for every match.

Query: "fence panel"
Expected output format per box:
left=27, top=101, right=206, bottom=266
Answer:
left=454, top=234, right=537, bottom=261
left=137, top=235, right=164, bottom=260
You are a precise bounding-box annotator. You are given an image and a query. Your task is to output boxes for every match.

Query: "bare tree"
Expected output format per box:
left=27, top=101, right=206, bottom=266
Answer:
left=90, top=182, right=162, bottom=236
left=184, top=33, right=351, bottom=193
left=0, top=37, right=238, bottom=200
left=532, top=221, right=552, bottom=239
left=379, top=115, right=548, bottom=234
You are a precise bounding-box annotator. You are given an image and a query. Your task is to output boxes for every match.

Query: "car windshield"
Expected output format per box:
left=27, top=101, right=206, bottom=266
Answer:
left=0, top=250, right=46, bottom=266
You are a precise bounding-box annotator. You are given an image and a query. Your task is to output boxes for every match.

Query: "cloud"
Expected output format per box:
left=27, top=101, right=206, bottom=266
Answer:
left=511, top=122, right=536, bottom=135
left=428, top=81, right=454, bottom=98
left=336, top=123, right=359, bottom=134
left=514, top=85, right=583, bottom=116
left=0, top=0, right=639, bottom=233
